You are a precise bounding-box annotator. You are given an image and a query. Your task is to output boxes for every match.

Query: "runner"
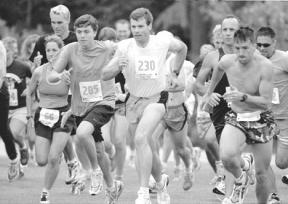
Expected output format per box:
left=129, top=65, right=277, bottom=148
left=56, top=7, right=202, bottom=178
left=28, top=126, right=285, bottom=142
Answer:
left=195, top=16, right=240, bottom=196
left=102, top=8, right=187, bottom=204
left=256, top=26, right=284, bottom=204
left=114, top=19, right=136, bottom=169
left=204, top=26, right=277, bottom=204
left=3, top=37, right=32, bottom=171
left=0, top=40, right=21, bottom=182
left=154, top=52, right=193, bottom=191
left=29, top=4, right=79, bottom=185
left=48, top=14, right=123, bottom=203
left=26, top=35, right=75, bottom=204
left=115, top=19, right=131, bottom=41
left=98, top=26, right=129, bottom=184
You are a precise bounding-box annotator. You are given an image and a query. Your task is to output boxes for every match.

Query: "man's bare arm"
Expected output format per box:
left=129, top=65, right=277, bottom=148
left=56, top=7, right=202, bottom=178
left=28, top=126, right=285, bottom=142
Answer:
left=195, top=52, right=216, bottom=96
left=102, top=56, right=122, bottom=80
left=168, top=38, right=187, bottom=74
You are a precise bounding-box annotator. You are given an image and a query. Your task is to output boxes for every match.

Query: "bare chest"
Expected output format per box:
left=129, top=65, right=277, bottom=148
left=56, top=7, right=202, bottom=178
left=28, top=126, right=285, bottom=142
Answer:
left=226, top=65, right=261, bottom=95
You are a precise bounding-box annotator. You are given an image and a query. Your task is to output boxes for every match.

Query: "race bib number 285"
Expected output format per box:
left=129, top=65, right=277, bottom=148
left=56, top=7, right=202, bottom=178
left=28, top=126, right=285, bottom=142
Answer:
left=79, top=81, right=103, bottom=103
left=135, top=56, right=158, bottom=79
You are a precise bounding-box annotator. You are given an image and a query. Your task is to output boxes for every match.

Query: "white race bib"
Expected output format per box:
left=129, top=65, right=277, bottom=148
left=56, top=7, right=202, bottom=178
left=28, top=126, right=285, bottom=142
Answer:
left=39, top=108, right=60, bottom=128
left=115, top=82, right=123, bottom=95
left=79, top=81, right=103, bottom=103
left=135, top=56, right=158, bottom=79
left=237, top=111, right=261, bottom=122
left=272, top=88, right=280, bottom=104
left=8, top=88, right=18, bottom=107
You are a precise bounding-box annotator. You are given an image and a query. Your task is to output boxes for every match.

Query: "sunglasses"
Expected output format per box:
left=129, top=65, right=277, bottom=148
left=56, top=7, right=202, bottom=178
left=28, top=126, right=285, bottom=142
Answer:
left=256, top=43, right=271, bottom=48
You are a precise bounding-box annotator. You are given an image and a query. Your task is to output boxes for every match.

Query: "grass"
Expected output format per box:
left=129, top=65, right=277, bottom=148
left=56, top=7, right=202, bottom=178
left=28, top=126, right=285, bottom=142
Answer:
left=0, top=156, right=288, bottom=204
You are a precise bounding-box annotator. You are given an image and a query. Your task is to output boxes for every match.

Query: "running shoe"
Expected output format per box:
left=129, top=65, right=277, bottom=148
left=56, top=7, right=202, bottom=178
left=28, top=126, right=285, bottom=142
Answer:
left=89, top=168, right=103, bottom=196
left=105, top=180, right=124, bottom=204
left=40, top=191, right=49, bottom=204
left=267, top=193, right=281, bottom=204
left=8, top=160, right=20, bottom=182
left=20, top=148, right=29, bottom=166
left=156, top=174, right=170, bottom=204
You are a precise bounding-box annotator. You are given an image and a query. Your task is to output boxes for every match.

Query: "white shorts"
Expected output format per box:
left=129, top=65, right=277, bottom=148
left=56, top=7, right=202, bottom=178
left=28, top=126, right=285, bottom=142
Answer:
left=276, top=119, right=288, bottom=146
left=9, top=107, right=27, bottom=124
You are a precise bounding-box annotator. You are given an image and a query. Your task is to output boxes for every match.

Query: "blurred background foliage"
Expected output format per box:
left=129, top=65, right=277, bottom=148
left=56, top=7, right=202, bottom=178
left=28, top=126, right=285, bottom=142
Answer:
left=1, top=0, right=288, bottom=61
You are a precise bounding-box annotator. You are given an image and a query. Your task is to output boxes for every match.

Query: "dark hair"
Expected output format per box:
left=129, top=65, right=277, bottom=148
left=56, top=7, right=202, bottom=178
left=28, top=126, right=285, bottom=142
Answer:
left=234, top=26, right=255, bottom=43
left=44, top=35, right=64, bottom=49
left=256, top=27, right=276, bottom=39
left=221, top=15, right=240, bottom=27
left=129, top=8, right=153, bottom=26
left=74, top=14, right=98, bottom=32
left=98, top=27, right=117, bottom=42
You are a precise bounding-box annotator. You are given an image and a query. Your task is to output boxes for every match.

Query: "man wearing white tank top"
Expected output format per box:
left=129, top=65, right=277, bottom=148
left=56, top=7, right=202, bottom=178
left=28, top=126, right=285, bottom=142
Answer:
left=102, top=8, right=187, bottom=204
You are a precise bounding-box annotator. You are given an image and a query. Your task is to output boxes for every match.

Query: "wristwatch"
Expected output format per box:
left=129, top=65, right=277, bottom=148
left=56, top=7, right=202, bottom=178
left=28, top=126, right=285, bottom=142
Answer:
left=240, top=94, right=248, bottom=102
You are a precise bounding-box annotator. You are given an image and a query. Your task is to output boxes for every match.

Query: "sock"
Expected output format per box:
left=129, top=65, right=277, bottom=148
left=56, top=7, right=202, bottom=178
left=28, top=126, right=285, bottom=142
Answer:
left=11, top=158, right=18, bottom=163
left=215, top=160, right=225, bottom=177
left=235, top=171, right=245, bottom=184
left=139, top=187, right=149, bottom=197
left=242, top=158, right=250, bottom=171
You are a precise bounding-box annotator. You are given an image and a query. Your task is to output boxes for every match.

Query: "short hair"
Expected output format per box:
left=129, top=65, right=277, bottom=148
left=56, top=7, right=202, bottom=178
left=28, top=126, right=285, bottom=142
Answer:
left=234, top=26, right=255, bottom=43
left=98, top=27, right=117, bottom=42
left=115, top=19, right=130, bottom=27
left=256, top=27, right=276, bottom=39
left=221, top=15, right=240, bottom=27
left=44, top=35, right=64, bottom=49
left=2, top=36, right=17, bottom=52
left=74, top=14, right=99, bottom=32
left=130, top=8, right=153, bottom=26
left=50, top=4, right=70, bottom=22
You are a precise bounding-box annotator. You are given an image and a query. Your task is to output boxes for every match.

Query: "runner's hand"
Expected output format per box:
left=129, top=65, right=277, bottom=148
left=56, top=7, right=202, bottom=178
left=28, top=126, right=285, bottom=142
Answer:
left=201, top=92, right=222, bottom=109
left=61, top=110, right=72, bottom=128
left=223, top=86, right=242, bottom=102
left=61, top=68, right=72, bottom=85
left=34, top=51, right=43, bottom=68
left=118, top=56, right=128, bottom=70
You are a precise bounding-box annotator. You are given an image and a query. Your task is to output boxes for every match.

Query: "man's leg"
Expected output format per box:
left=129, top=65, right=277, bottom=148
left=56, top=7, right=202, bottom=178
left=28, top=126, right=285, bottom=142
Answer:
left=135, top=103, right=166, bottom=188
left=111, top=113, right=128, bottom=181
left=251, top=141, right=274, bottom=203
left=220, top=124, right=248, bottom=202
left=169, top=124, right=193, bottom=190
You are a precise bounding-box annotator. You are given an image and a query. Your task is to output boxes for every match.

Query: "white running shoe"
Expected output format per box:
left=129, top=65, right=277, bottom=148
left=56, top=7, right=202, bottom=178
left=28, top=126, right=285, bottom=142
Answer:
left=40, top=191, right=50, bottom=204
left=212, top=176, right=225, bottom=195
left=229, top=172, right=250, bottom=204
left=156, top=174, right=170, bottom=204
left=105, top=180, right=124, bottom=204
left=8, top=159, right=20, bottom=182
left=89, top=168, right=103, bottom=196
left=135, top=189, right=151, bottom=204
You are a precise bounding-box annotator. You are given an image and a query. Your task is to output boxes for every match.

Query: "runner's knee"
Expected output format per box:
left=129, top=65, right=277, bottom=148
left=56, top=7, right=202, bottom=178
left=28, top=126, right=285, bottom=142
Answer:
left=275, top=157, right=288, bottom=169
left=48, top=153, right=60, bottom=167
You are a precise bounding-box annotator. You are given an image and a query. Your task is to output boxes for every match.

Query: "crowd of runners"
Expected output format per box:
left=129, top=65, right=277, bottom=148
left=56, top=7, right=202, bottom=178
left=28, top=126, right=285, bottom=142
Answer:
left=0, top=4, right=288, bottom=204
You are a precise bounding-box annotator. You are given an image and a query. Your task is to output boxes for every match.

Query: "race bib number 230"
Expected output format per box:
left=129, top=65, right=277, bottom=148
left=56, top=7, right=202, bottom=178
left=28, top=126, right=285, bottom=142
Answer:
left=135, top=56, right=159, bottom=79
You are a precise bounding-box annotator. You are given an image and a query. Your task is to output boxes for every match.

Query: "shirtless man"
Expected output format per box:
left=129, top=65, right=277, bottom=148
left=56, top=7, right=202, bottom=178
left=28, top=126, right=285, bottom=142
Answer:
left=195, top=16, right=240, bottom=195
left=205, top=26, right=277, bottom=204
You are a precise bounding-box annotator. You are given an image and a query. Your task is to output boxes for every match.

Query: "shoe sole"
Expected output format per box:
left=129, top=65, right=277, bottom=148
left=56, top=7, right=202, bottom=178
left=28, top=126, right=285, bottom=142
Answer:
left=212, top=187, right=225, bottom=195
